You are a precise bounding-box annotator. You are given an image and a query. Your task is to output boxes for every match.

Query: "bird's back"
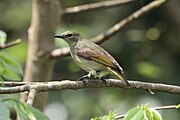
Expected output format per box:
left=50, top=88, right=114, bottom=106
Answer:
left=75, top=39, right=124, bottom=72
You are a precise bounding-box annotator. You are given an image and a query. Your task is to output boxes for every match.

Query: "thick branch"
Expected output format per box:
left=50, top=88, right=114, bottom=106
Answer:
left=22, top=0, right=62, bottom=111
left=0, top=84, right=30, bottom=93
left=64, top=0, right=134, bottom=15
left=0, top=79, right=180, bottom=94
left=51, top=0, right=168, bottom=58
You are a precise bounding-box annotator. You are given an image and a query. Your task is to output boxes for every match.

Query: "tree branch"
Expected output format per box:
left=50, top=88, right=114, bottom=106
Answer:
left=51, top=0, right=168, bottom=58
left=26, top=88, right=37, bottom=105
left=64, top=0, right=134, bottom=15
left=0, top=79, right=180, bottom=94
left=0, top=39, right=21, bottom=50
left=22, top=0, right=62, bottom=111
left=153, top=105, right=178, bottom=110
left=91, top=0, right=168, bottom=44
left=50, top=47, right=69, bottom=58
left=114, top=104, right=179, bottom=119
left=0, top=84, right=30, bottom=94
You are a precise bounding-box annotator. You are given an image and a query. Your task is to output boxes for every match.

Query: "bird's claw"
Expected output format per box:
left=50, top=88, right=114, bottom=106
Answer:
left=78, top=76, right=88, bottom=85
left=82, top=79, right=88, bottom=84
left=101, top=78, right=107, bottom=86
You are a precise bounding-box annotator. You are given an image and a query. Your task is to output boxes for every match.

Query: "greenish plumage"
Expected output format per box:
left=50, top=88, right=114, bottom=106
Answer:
left=54, top=30, right=130, bottom=86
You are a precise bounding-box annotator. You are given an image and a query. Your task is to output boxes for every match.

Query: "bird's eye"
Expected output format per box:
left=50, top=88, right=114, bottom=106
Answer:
left=66, top=34, right=73, bottom=38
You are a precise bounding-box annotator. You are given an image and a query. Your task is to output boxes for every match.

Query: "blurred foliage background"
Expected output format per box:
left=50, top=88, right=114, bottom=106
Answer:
left=0, top=0, right=179, bottom=120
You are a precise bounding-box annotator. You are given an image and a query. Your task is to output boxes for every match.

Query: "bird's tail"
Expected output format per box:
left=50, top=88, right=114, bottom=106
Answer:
left=110, top=69, right=130, bottom=86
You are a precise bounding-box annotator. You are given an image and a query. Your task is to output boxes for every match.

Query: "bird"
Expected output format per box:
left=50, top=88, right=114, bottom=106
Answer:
left=54, top=30, right=130, bottom=86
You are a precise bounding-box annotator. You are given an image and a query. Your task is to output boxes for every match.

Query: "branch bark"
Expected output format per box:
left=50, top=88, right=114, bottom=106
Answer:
left=26, top=88, right=37, bottom=105
left=50, top=47, right=70, bottom=58
left=51, top=0, right=169, bottom=58
left=1, top=79, right=180, bottom=94
left=22, top=0, right=62, bottom=111
left=64, top=0, right=134, bottom=15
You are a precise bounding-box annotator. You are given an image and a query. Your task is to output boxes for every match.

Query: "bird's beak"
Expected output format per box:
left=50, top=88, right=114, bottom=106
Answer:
left=54, top=35, right=64, bottom=39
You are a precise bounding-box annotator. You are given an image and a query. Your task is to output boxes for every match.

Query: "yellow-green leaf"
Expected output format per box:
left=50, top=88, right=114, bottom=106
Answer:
left=124, top=107, right=144, bottom=120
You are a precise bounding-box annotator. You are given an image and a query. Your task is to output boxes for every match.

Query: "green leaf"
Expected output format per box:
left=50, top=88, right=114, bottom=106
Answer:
left=124, top=107, right=144, bottom=120
left=0, top=30, right=7, bottom=46
left=144, top=107, right=152, bottom=120
left=144, top=107, right=162, bottom=120
left=91, top=111, right=116, bottom=120
left=3, top=98, right=30, bottom=120
left=176, top=104, right=180, bottom=109
left=0, top=101, right=10, bottom=120
left=2, top=68, right=21, bottom=80
left=16, top=100, right=34, bottom=120
left=0, top=61, right=4, bottom=76
left=0, top=53, right=23, bottom=75
left=27, top=105, right=50, bottom=120
left=151, top=109, right=162, bottom=120
left=3, top=98, right=50, bottom=120
left=4, top=41, right=27, bottom=63
left=0, top=52, right=22, bottom=81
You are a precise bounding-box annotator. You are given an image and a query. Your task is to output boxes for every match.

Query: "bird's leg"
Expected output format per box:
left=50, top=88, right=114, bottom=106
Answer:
left=94, top=69, right=107, bottom=86
left=79, top=73, right=91, bottom=80
left=78, top=73, right=92, bottom=84
left=100, top=77, right=107, bottom=86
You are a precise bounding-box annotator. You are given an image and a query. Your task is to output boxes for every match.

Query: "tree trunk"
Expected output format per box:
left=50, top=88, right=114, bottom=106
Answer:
left=22, top=0, right=62, bottom=111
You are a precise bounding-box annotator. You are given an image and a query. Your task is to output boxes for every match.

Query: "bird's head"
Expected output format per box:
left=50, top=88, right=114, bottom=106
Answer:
left=54, top=30, right=81, bottom=45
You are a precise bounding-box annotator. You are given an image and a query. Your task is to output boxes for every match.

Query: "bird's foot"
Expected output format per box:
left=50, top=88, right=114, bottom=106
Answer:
left=78, top=76, right=86, bottom=81
left=78, top=74, right=91, bottom=84
left=100, top=77, right=106, bottom=86
left=82, top=79, right=88, bottom=84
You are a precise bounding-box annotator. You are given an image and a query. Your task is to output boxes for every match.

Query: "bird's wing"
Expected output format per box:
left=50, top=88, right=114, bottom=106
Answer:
left=75, top=42, right=123, bottom=71
left=75, top=41, right=130, bottom=86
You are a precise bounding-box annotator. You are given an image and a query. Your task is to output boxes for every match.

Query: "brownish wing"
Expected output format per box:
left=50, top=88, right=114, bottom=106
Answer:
left=75, top=43, right=122, bottom=72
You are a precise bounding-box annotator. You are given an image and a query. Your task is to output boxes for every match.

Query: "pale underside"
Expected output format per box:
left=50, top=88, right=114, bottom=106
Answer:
left=72, top=54, right=112, bottom=78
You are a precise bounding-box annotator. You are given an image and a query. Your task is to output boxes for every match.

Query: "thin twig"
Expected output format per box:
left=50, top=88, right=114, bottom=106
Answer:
left=51, top=0, right=168, bottom=58
left=50, top=47, right=69, bottom=58
left=0, top=39, right=21, bottom=50
left=26, top=88, right=37, bottom=105
left=64, top=0, right=134, bottom=15
left=153, top=105, right=177, bottom=110
left=0, top=79, right=180, bottom=94
left=114, top=114, right=125, bottom=119
left=91, top=0, right=168, bottom=44
left=114, top=104, right=179, bottom=119
left=148, top=88, right=155, bottom=95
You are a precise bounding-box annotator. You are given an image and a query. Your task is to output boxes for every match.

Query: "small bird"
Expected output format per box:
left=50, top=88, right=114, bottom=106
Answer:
left=54, top=30, right=130, bottom=86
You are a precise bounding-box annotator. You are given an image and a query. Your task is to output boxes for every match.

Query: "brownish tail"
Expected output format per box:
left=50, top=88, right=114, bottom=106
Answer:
left=110, top=69, right=130, bottom=86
